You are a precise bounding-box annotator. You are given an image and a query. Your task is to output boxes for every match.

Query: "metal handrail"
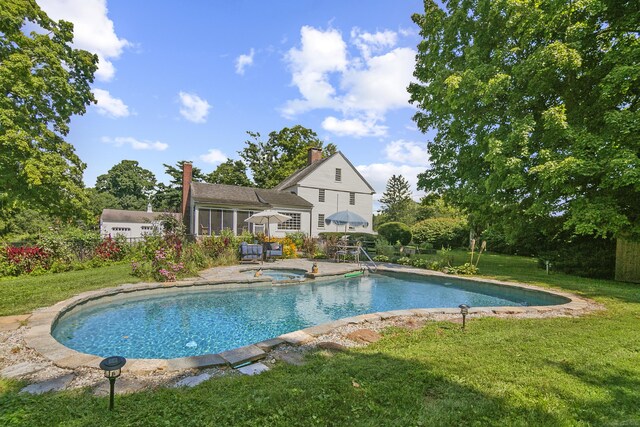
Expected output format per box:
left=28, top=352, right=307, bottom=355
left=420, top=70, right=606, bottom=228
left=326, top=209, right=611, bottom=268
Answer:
left=358, top=246, right=377, bottom=272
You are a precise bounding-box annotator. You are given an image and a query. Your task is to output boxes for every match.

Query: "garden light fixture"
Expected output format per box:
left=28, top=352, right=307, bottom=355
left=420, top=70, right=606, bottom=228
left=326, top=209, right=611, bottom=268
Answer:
left=100, top=355, right=126, bottom=411
left=459, top=304, right=470, bottom=330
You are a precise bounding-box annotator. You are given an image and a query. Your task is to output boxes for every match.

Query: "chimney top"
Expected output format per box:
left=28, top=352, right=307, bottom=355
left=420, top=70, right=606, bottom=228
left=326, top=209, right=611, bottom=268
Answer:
left=307, top=147, right=322, bottom=165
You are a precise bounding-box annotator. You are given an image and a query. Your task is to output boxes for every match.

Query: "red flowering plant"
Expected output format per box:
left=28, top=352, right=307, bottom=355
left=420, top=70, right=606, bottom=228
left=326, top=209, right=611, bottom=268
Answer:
left=1, top=245, right=51, bottom=275
left=95, top=235, right=121, bottom=260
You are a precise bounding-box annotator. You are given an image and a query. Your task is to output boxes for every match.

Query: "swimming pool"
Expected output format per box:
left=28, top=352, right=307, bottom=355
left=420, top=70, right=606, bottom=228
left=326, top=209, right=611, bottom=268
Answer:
left=52, top=272, right=568, bottom=359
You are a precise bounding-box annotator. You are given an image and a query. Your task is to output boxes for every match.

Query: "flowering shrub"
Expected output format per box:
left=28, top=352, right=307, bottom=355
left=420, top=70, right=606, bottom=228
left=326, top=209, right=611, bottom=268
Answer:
left=2, top=245, right=51, bottom=275
left=95, top=236, right=122, bottom=260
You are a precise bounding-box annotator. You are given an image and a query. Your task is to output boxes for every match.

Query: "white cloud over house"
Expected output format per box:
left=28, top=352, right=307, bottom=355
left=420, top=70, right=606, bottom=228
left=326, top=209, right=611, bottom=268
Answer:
left=235, top=48, right=255, bottom=75
left=39, top=0, right=130, bottom=82
left=93, top=89, right=130, bottom=118
left=101, top=136, right=168, bottom=151
left=321, top=116, right=387, bottom=138
left=356, top=139, right=430, bottom=208
left=178, top=92, right=211, bottom=123
left=282, top=25, right=416, bottom=138
left=199, top=149, right=227, bottom=164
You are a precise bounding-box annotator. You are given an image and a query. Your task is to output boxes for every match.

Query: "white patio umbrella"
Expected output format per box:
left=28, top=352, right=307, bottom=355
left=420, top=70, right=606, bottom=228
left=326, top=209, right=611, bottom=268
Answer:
left=244, top=210, right=291, bottom=239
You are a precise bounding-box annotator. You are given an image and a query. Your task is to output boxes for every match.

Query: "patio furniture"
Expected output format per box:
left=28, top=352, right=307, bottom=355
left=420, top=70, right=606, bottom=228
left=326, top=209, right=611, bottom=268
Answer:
left=265, top=242, right=283, bottom=260
left=239, top=242, right=263, bottom=263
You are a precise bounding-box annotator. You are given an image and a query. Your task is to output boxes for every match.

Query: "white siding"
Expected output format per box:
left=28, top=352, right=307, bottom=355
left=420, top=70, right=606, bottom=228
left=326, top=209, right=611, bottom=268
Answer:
left=100, top=221, right=161, bottom=239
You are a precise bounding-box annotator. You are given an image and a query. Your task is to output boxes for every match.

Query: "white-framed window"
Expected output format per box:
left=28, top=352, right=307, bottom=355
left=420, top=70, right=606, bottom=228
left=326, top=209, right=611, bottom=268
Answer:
left=141, top=225, right=154, bottom=231
left=335, top=168, right=342, bottom=181
left=278, top=212, right=301, bottom=230
left=318, top=214, right=325, bottom=228
left=112, top=227, right=130, bottom=232
left=319, top=189, right=325, bottom=202
left=349, top=192, right=355, bottom=205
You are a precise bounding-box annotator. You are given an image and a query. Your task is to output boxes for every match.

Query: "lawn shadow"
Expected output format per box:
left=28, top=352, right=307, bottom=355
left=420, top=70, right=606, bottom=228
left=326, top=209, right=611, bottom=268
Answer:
left=1, top=350, right=572, bottom=426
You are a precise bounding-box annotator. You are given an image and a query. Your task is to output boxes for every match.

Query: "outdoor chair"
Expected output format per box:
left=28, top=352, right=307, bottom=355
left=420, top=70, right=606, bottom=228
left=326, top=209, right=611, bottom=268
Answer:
left=265, top=242, right=283, bottom=261
left=239, top=242, right=263, bottom=263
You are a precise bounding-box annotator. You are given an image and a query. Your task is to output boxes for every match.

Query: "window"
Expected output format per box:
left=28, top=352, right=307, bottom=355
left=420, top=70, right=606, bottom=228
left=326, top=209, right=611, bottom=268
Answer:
left=318, top=214, right=325, bottom=228
left=222, top=210, right=233, bottom=231
left=335, top=168, right=342, bottom=181
left=111, top=227, right=130, bottom=232
left=319, top=189, right=325, bottom=202
left=349, top=192, right=355, bottom=205
left=141, top=226, right=154, bottom=231
left=278, top=212, right=301, bottom=230
left=236, top=211, right=251, bottom=235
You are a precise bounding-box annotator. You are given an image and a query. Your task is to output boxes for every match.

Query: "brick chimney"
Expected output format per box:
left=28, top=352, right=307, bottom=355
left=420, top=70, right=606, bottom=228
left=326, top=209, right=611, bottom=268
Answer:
left=307, top=147, right=322, bottom=165
left=181, top=161, right=192, bottom=220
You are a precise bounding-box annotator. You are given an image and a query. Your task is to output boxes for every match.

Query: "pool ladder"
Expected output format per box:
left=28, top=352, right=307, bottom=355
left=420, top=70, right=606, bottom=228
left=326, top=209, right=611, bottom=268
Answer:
left=357, top=246, right=377, bottom=272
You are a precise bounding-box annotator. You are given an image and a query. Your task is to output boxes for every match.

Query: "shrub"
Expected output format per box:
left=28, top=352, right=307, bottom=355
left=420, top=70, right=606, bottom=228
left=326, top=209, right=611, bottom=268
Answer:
left=396, top=256, right=411, bottom=265
left=286, top=231, right=306, bottom=248
left=411, top=217, right=468, bottom=248
left=2, top=245, right=51, bottom=275
left=377, top=222, right=412, bottom=246
left=373, top=255, right=390, bottom=262
left=445, top=263, right=478, bottom=275
left=302, top=236, right=318, bottom=259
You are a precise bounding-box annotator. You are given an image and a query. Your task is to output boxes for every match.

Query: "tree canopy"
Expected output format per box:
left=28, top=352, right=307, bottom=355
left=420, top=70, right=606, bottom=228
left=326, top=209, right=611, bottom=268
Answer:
left=239, top=125, right=337, bottom=188
left=206, top=159, right=252, bottom=187
left=0, top=0, right=98, bottom=220
left=155, top=161, right=205, bottom=212
left=408, top=0, right=640, bottom=239
left=95, top=160, right=157, bottom=211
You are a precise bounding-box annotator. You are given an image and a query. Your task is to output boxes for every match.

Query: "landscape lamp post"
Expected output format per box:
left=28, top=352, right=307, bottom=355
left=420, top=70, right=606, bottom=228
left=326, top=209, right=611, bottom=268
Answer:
left=100, top=356, right=126, bottom=411
left=458, top=304, right=470, bottom=330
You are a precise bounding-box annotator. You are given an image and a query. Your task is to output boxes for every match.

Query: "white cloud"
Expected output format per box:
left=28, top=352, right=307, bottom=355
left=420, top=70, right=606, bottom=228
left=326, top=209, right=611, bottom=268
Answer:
left=282, top=25, right=416, bottom=136
left=356, top=162, right=426, bottom=206
left=199, top=149, right=227, bottom=164
left=101, top=136, right=168, bottom=151
left=340, top=47, right=416, bottom=115
left=384, top=140, right=429, bottom=166
left=93, top=88, right=130, bottom=118
left=322, top=116, right=387, bottom=138
left=178, top=92, right=211, bottom=123
left=350, top=28, right=397, bottom=59
left=282, top=26, right=348, bottom=116
left=235, top=48, right=255, bottom=75
left=39, top=0, right=130, bottom=82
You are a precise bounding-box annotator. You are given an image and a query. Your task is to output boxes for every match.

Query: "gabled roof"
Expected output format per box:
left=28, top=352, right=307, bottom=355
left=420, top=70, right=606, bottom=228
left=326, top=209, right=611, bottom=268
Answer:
left=273, top=153, right=332, bottom=191
left=101, top=209, right=180, bottom=223
left=274, top=151, right=376, bottom=193
left=190, top=182, right=313, bottom=209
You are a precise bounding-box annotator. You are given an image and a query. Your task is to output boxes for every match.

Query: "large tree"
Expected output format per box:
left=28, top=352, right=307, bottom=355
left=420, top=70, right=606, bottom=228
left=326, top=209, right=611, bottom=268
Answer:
left=206, top=159, right=252, bottom=187
left=95, top=160, right=157, bottom=211
left=408, top=0, right=640, bottom=239
left=154, top=161, right=205, bottom=212
left=0, top=0, right=98, bottom=220
left=379, top=174, right=416, bottom=224
left=239, top=125, right=337, bottom=188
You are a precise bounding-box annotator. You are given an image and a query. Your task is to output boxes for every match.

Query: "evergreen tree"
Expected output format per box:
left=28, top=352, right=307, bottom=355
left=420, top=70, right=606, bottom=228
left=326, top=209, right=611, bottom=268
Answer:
left=379, top=175, right=415, bottom=224
left=155, top=161, right=205, bottom=212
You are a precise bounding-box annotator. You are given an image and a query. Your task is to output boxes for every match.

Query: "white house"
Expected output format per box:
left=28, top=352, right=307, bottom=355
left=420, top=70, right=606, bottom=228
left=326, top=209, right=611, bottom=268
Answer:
left=99, top=208, right=180, bottom=240
left=182, top=148, right=375, bottom=237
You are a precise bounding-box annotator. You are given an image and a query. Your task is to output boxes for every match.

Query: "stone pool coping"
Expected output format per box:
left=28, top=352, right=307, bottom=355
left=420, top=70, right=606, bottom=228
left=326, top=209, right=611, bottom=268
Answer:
left=23, top=261, right=595, bottom=374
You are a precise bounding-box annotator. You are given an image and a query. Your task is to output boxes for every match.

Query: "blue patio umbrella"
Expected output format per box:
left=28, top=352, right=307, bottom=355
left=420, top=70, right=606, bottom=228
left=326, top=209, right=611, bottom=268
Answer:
left=324, top=210, right=369, bottom=231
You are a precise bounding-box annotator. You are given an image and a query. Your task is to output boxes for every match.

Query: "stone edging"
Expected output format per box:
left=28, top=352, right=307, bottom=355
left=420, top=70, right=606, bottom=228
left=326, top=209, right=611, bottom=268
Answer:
left=24, top=266, right=597, bottom=374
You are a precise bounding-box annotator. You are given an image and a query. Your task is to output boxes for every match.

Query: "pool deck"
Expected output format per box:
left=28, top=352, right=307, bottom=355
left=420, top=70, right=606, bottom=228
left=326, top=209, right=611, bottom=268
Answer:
left=2, top=258, right=599, bottom=392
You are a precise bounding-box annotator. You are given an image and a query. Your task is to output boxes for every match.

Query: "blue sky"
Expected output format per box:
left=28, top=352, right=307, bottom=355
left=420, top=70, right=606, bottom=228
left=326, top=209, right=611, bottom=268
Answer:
left=38, top=0, right=433, bottom=206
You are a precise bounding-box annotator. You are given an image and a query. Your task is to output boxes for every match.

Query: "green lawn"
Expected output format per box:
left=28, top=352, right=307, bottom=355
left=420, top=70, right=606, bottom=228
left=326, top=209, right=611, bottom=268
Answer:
left=0, top=263, right=141, bottom=316
left=1, top=253, right=639, bottom=426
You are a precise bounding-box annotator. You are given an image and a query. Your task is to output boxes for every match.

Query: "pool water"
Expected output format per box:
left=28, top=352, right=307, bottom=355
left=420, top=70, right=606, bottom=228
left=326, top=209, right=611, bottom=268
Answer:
left=52, top=272, right=567, bottom=359
left=250, top=269, right=306, bottom=281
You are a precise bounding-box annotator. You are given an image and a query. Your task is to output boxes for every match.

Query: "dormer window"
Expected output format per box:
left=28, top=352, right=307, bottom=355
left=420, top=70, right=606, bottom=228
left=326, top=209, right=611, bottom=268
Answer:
left=335, top=168, right=342, bottom=182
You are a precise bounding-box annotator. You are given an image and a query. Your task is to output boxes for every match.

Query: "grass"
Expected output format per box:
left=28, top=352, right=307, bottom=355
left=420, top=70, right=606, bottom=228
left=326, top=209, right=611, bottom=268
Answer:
left=0, top=263, right=141, bottom=316
left=1, top=253, right=639, bottom=425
